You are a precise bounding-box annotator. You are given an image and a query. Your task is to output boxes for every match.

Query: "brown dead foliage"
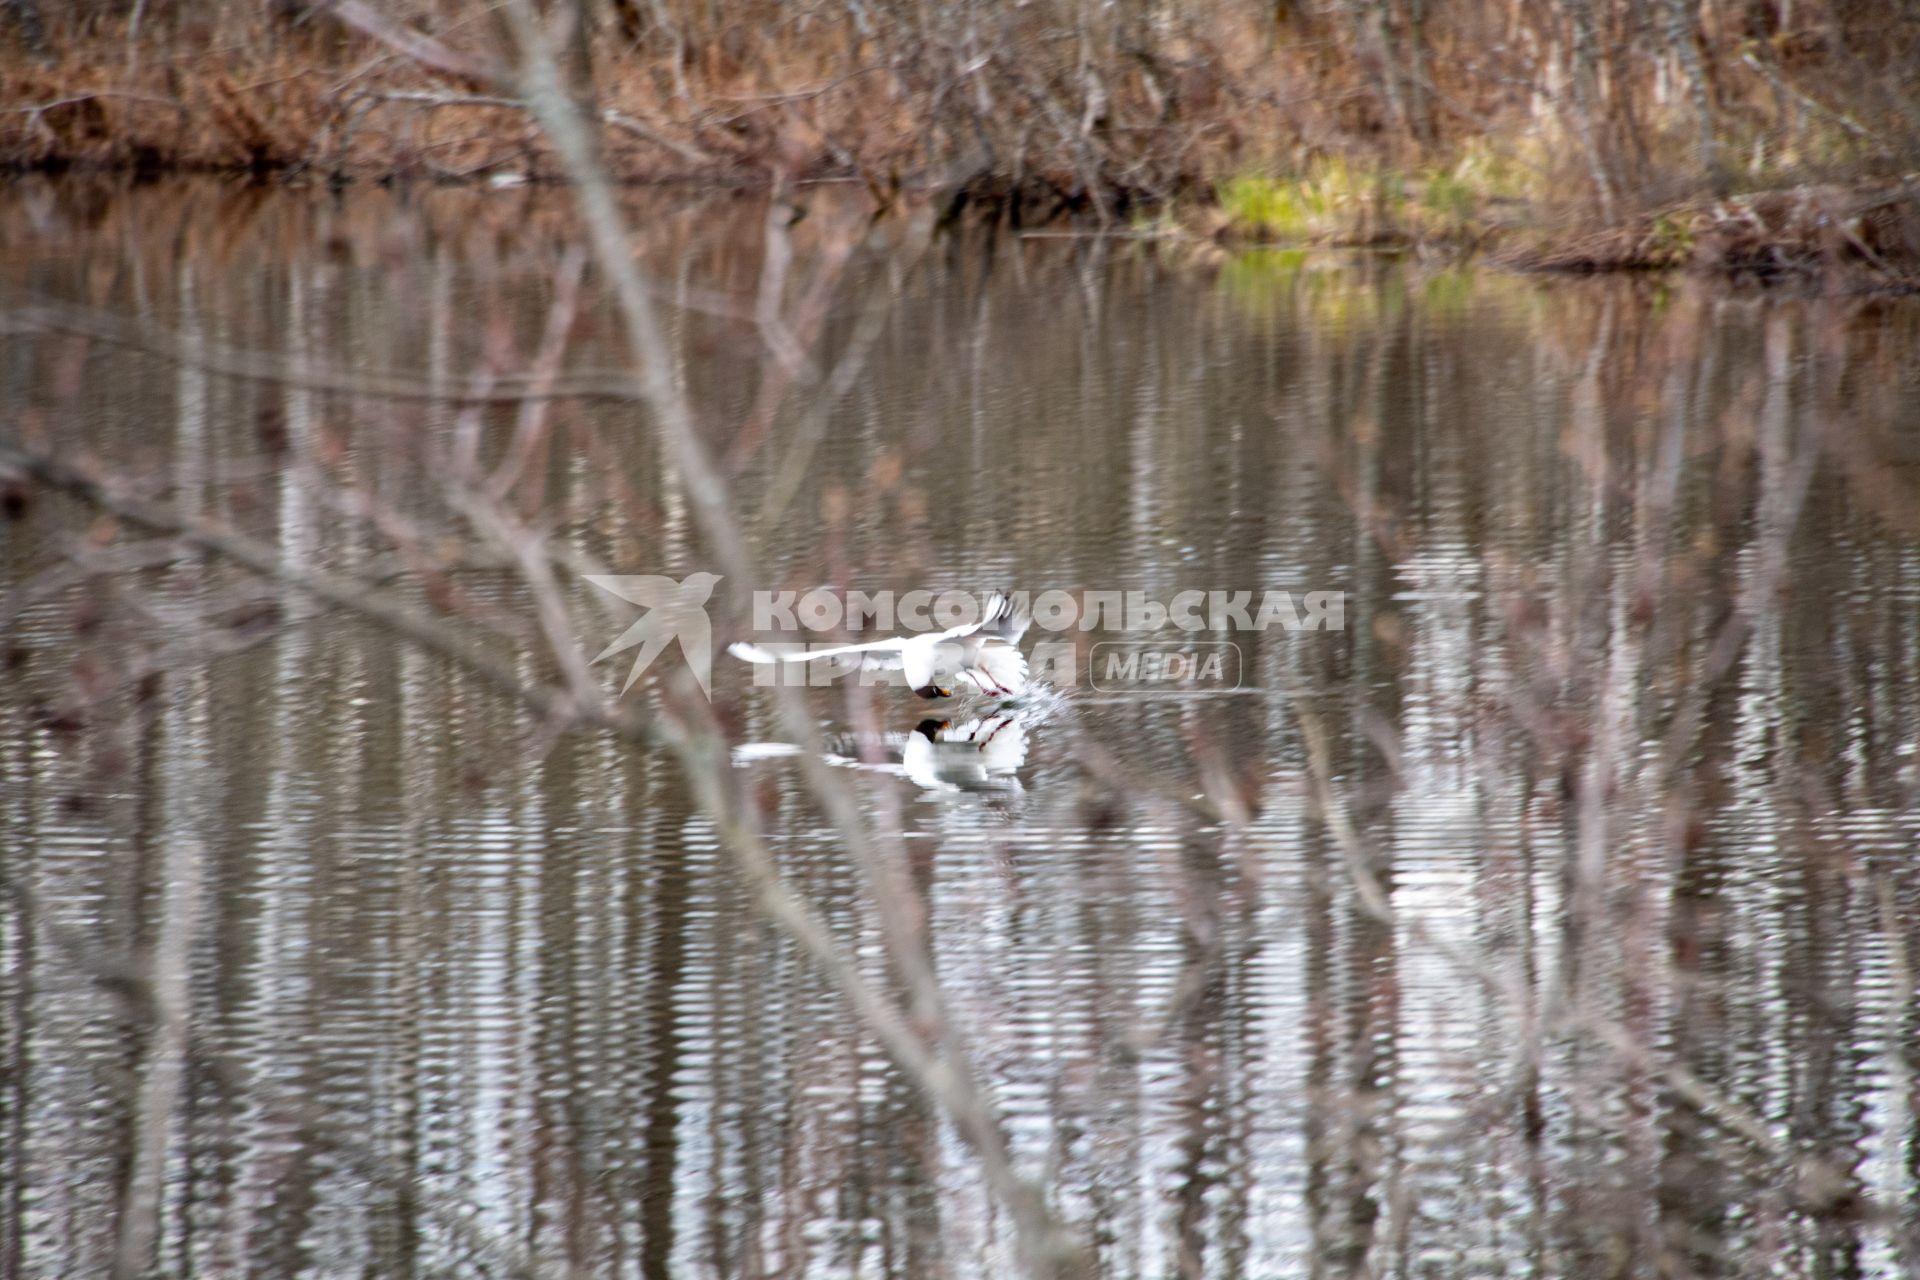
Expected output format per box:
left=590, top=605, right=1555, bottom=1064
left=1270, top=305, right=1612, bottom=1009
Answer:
left=2, top=1, right=1919, bottom=284
left=1509, top=180, right=1920, bottom=288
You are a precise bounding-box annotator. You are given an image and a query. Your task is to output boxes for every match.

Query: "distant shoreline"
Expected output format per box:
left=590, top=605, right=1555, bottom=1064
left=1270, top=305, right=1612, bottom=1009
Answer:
left=5, top=4, right=1917, bottom=288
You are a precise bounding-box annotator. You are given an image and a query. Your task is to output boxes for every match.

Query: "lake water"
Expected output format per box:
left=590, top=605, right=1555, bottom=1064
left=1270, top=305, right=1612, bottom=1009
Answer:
left=3, top=180, right=1918, bottom=1279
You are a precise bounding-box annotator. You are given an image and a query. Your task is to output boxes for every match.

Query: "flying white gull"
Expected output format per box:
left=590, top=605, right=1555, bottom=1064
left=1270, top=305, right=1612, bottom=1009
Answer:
left=728, top=592, right=1030, bottom=698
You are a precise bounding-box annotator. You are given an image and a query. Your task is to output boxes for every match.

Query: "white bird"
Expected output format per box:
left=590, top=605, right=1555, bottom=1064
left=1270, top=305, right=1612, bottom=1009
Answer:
left=728, top=592, right=1030, bottom=698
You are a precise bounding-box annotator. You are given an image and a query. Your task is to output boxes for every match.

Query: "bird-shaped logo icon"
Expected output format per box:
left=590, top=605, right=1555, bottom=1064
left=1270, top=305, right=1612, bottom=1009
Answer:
left=586, top=572, right=723, bottom=698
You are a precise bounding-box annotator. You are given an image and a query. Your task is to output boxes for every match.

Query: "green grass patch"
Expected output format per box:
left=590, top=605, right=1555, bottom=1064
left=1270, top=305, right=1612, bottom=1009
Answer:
left=1217, top=157, right=1390, bottom=242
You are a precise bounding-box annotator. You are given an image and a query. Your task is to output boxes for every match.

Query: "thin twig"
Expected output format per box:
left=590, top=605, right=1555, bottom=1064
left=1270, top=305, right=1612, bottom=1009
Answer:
left=502, top=6, right=1091, bottom=1271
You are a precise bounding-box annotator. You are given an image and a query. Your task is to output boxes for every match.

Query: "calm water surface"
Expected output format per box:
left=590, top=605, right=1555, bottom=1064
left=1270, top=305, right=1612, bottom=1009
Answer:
left=2, top=181, right=1919, bottom=1279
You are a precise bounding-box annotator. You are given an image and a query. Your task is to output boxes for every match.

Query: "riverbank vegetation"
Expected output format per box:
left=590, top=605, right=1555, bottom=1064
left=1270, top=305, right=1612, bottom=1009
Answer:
left=3, top=0, right=1917, bottom=282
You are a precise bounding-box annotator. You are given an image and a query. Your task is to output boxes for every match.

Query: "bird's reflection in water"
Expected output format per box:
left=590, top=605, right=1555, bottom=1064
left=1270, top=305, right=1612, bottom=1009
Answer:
left=735, top=698, right=1051, bottom=798
left=896, top=713, right=1029, bottom=793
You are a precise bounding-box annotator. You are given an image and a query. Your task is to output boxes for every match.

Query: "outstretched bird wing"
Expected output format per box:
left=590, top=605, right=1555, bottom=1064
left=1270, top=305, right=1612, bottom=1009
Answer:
left=930, top=592, right=1026, bottom=643
left=728, top=638, right=908, bottom=670
left=729, top=593, right=1026, bottom=681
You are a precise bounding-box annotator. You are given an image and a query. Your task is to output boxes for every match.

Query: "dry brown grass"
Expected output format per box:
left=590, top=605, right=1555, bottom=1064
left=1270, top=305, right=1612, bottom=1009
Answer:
left=3, top=1, right=1918, bottom=280
left=1500, top=178, right=1920, bottom=289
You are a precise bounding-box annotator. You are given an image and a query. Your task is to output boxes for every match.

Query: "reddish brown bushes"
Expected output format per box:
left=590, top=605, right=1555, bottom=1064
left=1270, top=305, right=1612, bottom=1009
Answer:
left=2, top=0, right=1918, bottom=279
